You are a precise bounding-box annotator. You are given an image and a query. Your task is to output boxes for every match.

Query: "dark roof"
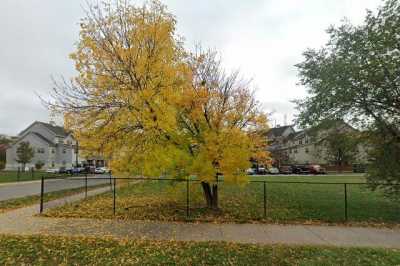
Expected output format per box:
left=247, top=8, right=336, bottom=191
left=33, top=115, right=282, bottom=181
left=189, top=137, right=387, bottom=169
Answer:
left=31, top=132, right=55, bottom=146
left=268, top=125, right=294, bottom=138
left=38, top=122, right=70, bottom=137
left=286, top=131, right=305, bottom=140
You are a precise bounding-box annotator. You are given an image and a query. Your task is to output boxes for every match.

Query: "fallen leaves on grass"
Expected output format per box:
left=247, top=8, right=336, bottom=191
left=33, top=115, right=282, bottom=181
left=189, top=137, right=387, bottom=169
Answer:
left=1, top=234, right=399, bottom=266
left=42, top=180, right=400, bottom=227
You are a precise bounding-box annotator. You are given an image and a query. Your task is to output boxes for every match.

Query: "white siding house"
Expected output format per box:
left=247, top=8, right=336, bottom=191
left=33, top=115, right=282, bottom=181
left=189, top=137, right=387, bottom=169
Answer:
left=6, top=121, right=78, bottom=170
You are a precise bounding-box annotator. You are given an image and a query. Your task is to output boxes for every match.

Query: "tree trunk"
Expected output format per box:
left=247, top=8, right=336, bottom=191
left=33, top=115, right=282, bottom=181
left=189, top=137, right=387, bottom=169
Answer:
left=212, top=183, right=218, bottom=209
left=201, top=182, right=218, bottom=209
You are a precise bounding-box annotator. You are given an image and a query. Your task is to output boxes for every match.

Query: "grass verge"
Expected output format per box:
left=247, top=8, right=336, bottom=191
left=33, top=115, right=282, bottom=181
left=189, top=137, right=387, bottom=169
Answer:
left=0, top=171, right=68, bottom=183
left=43, top=175, right=400, bottom=226
left=0, top=235, right=399, bottom=265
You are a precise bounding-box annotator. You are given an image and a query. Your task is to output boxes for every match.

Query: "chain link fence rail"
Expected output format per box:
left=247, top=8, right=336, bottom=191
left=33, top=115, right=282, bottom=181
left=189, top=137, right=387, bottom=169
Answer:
left=39, top=177, right=400, bottom=224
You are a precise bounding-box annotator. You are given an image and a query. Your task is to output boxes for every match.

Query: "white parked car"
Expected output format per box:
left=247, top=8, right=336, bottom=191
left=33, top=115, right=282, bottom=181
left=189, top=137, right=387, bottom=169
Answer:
left=95, top=167, right=110, bottom=174
left=268, top=167, right=280, bottom=175
left=46, top=168, right=59, bottom=174
left=246, top=168, right=256, bottom=175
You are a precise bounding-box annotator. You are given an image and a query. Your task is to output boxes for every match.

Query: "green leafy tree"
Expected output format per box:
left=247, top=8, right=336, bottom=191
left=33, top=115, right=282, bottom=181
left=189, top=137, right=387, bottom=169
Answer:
left=365, top=131, right=400, bottom=199
left=270, top=149, right=290, bottom=167
left=0, top=136, right=11, bottom=164
left=16, top=142, right=35, bottom=172
left=316, top=128, right=360, bottom=172
left=295, top=0, right=400, bottom=198
left=0, top=136, right=11, bottom=145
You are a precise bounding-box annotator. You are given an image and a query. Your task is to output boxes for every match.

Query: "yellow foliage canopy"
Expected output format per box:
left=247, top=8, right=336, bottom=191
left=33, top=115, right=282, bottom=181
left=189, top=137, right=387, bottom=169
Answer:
left=56, top=0, right=270, bottom=183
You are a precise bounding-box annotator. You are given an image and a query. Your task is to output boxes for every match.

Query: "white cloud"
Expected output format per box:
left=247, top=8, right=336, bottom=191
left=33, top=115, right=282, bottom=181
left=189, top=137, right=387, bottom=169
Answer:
left=0, top=0, right=382, bottom=134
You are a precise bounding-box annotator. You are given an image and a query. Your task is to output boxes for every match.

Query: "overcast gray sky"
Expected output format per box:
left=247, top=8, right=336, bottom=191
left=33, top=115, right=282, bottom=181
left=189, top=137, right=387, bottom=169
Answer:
left=0, top=0, right=383, bottom=135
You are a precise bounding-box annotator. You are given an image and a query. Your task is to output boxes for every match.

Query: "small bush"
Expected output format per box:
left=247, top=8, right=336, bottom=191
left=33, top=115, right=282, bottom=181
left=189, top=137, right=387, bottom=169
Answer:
left=35, top=161, right=44, bottom=170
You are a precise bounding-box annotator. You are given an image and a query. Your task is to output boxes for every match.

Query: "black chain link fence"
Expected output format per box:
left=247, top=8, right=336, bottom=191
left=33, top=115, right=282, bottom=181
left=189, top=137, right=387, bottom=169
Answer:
left=39, top=177, right=400, bottom=224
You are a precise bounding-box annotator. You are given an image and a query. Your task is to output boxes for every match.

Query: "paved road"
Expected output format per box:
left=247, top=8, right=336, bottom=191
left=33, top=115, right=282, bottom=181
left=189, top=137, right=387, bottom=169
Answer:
left=0, top=175, right=111, bottom=201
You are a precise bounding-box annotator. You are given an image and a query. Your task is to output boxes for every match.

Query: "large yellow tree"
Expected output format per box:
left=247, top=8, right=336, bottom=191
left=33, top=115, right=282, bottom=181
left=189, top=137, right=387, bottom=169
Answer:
left=50, top=0, right=269, bottom=208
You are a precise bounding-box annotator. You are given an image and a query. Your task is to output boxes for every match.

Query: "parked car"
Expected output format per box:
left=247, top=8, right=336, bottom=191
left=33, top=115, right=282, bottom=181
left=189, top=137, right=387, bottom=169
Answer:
left=65, top=167, right=81, bottom=175
left=246, top=168, right=256, bottom=175
left=267, top=167, right=280, bottom=175
left=85, top=165, right=96, bottom=174
left=257, top=167, right=267, bottom=175
left=292, top=165, right=311, bottom=175
left=64, top=167, right=73, bottom=174
left=76, top=167, right=86, bottom=173
left=279, top=165, right=293, bottom=175
left=308, top=164, right=326, bottom=175
left=95, top=167, right=110, bottom=174
left=46, top=168, right=59, bottom=173
left=58, top=166, right=68, bottom=174
left=353, top=164, right=366, bottom=173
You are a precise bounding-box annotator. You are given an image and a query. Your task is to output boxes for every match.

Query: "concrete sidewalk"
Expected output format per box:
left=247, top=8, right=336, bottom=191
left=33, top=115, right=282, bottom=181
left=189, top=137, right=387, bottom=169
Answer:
left=0, top=191, right=399, bottom=248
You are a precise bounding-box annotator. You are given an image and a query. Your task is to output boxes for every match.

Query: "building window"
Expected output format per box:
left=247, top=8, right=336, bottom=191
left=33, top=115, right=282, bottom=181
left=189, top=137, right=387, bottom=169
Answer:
left=51, top=148, right=55, bottom=154
left=299, top=139, right=303, bottom=145
left=51, top=162, right=55, bottom=167
left=305, top=148, right=309, bottom=154
left=305, top=138, right=309, bottom=144
left=294, top=149, right=298, bottom=154
left=36, top=148, right=45, bottom=154
left=63, top=149, right=66, bottom=154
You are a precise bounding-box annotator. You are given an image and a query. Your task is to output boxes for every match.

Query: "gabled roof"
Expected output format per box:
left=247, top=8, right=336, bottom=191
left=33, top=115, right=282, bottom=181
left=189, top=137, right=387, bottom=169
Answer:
left=286, top=130, right=305, bottom=140
left=11, top=132, right=56, bottom=148
left=19, top=121, right=71, bottom=137
left=37, top=122, right=70, bottom=137
left=268, top=125, right=294, bottom=138
left=31, top=132, right=55, bottom=146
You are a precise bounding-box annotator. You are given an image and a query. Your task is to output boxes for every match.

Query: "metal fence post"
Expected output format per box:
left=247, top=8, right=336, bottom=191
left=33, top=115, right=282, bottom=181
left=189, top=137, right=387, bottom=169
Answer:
left=40, top=176, right=44, bottom=213
left=109, top=171, right=112, bottom=191
left=344, top=183, right=348, bottom=221
left=186, top=179, right=190, bottom=218
left=263, top=181, right=267, bottom=218
left=85, top=173, right=88, bottom=198
left=113, top=177, right=116, bottom=215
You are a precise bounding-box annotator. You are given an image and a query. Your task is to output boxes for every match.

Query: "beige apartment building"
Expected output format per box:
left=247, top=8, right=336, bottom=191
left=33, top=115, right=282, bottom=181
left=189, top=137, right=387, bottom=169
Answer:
left=267, top=122, right=369, bottom=169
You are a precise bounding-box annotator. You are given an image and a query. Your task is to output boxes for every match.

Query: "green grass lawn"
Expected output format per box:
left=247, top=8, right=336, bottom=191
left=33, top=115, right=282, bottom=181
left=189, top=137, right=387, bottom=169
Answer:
left=0, top=170, right=57, bottom=183
left=43, top=175, right=400, bottom=226
left=0, top=235, right=399, bottom=265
